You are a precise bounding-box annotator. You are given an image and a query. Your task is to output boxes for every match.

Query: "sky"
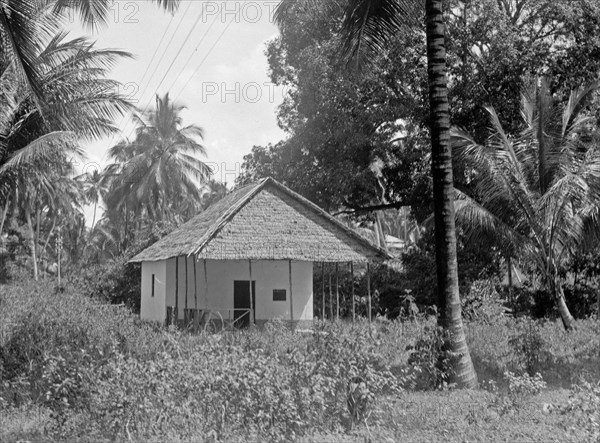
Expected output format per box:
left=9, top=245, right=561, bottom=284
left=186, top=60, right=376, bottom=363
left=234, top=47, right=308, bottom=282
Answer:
left=67, top=0, right=287, bottom=187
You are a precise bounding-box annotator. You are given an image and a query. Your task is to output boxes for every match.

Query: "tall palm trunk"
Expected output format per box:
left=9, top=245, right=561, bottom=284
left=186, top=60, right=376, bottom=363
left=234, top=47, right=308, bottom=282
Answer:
left=90, top=200, right=97, bottom=232
left=40, top=215, right=57, bottom=270
left=25, top=207, right=38, bottom=281
left=425, top=0, right=477, bottom=388
left=547, top=270, right=575, bottom=330
left=537, top=78, right=550, bottom=194
left=35, top=207, right=41, bottom=271
left=555, top=285, right=575, bottom=330
left=0, top=197, right=9, bottom=238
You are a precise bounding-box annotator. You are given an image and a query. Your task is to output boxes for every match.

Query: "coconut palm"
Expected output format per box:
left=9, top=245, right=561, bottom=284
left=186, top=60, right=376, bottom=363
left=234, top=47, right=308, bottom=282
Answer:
left=0, top=0, right=179, bottom=115
left=105, top=93, right=210, bottom=227
left=78, top=169, right=109, bottom=231
left=1, top=28, right=135, bottom=278
left=83, top=219, right=118, bottom=264
left=8, top=151, right=82, bottom=280
left=276, top=0, right=478, bottom=387
left=452, top=79, right=600, bottom=331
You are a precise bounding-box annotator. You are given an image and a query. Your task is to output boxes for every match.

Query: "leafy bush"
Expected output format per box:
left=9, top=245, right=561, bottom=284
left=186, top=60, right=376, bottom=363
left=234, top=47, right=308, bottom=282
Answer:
left=461, top=279, right=508, bottom=322
left=406, top=326, right=457, bottom=390
left=505, top=371, right=546, bottom=400
left=77, top=222, right=176, bottom=311
left=0, top=279, right=175, bottom=409
left=80, top=257, right=142, bottom=310
left=492, top=371, right=547, bottom=415
left=80, top=322, right=403, bottom=441
left=396, top=228, right=503, bottom=310
left=504, top=282, right=555, bottom=319
left=558, top=380, right=600, bottom=441
left=507, top=318, right=553, bottom=376
left=562, top=245, right=600, bottom=319
left=563, top=282, right=599, bottom=319
left=1, top=280, right=405, bottom=441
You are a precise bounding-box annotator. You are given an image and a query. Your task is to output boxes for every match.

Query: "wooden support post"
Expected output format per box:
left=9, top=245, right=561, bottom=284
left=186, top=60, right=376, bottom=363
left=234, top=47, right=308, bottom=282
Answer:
left=185, top=256, right=189, bottom=311
left=367, top=262, right=372, bottom=324
left=175, top=257, right=179, bottom=324
left=193, top=255, right=199, bottom=331
left=203, top=259, right=209, bottom=298
left=203, top=259, right=209, bottom=316
left=321, top=263, right=325, bottom=319
left=350, top=262, right=355, bottom=322
left=193, top=255, right=198, bottom=310
left=248, top=260, right=254, bottom=324
left=288, top=260, right=294, bottom=323
left=329, top=271, right=333, bottom=321
left=335, top=263, right=339, bottom=321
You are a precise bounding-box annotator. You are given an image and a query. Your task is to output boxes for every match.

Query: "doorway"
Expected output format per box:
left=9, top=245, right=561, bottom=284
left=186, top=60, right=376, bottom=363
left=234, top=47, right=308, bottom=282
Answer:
left=233, top=280, right=255, bottom=328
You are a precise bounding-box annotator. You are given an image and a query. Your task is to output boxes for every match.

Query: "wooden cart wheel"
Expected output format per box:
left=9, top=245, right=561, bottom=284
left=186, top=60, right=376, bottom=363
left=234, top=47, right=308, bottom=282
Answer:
left=203, top=310, right=224, bottom=334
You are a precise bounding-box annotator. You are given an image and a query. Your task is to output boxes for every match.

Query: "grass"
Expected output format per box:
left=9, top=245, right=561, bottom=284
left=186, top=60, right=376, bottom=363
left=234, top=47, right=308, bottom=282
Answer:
left=1, top=277, right=599, bottom=442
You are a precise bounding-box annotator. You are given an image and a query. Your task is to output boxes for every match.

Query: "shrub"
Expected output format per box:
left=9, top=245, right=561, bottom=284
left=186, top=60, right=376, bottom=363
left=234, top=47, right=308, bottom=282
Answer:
left=0, top=279, right=173, bottom=408
left=77, top=222, right=176, bottom=311
left=492, top=371, right=547, bottom=415
left=505, top=371, right=546, bottom=400
left=1, top=280, right=407, bottom=441
left=507, top=318, right=552, bottom=376
left=558, top=380, right=600, bottom=441
left=461, top=279, right=508, bottom=322
left=79, top=257, right=142, bottom=311
left=563, top=282, right=599, bottom=319
left=83, top=322, right=403, bottom=441
left=406, top=325, right=457, bottom=390
left=397, top=229, right=503, bottom=310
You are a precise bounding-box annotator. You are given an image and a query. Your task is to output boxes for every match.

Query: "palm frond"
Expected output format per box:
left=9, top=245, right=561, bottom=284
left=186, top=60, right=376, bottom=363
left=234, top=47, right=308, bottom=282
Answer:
left=561, top=81, right=600, bottom=138
left=340, top=0, right=420, bottom=64
left=454, top=189, right=529, bottom=250
left=0, top=131, right=81, bottom=172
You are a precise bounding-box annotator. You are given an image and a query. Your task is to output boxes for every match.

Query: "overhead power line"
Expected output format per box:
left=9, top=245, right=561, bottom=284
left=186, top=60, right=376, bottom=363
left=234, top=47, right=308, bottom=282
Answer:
left=173, top=18, right=234, bottom=102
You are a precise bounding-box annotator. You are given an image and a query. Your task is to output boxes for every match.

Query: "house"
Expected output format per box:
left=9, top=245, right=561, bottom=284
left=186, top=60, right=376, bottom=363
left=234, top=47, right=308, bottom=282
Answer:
left=130, top=177, right=389, bottom=328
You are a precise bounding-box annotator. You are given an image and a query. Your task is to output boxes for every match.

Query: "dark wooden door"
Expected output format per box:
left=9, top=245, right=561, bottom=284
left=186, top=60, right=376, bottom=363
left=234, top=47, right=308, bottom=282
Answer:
left=234, top=280, right=255, bottom=328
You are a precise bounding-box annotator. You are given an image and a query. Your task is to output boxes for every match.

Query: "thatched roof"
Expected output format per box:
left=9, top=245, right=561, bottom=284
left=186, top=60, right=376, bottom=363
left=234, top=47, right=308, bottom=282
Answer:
left=130, top=177, right=390, bottom=263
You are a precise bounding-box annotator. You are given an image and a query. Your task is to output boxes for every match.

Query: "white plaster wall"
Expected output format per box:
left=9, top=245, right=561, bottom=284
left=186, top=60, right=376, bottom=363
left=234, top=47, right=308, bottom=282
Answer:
left=140, top=260, right=167, bottom=322
left=165, top=258, right=314, bottom=322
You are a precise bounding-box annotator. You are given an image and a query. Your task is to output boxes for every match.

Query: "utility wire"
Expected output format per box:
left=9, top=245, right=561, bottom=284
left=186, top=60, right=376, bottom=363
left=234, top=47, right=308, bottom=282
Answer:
left=137, top=10, right=176, bottom=94
left=103, top=2, right=191, bottom=158
left=123, top=4, right=207, bottom=142
left=163, top=12, right=219, bottom=98
left=138, top=0, right=194, bottom=100
left=173, top=18, right=234, bottom=103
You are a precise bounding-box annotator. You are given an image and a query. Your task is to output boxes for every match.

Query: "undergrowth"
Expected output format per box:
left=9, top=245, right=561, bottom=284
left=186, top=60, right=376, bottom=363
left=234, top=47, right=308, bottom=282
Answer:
left=1, top=278, right=599, bottom=442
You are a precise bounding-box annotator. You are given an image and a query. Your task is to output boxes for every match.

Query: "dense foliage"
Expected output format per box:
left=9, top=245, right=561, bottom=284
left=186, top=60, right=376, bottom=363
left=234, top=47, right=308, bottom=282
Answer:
left=1, top=279, right=599, bottom=441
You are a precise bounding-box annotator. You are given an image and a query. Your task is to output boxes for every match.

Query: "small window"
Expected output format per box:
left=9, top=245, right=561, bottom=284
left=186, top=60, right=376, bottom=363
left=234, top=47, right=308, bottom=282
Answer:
left=273, top=289, right=286, bottom=301
left=151, top=274, right=155, bottom=297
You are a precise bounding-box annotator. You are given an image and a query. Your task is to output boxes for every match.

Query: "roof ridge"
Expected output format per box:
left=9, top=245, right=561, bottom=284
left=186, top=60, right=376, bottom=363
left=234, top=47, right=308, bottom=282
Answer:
left=190, top=177, right=270, bottom=256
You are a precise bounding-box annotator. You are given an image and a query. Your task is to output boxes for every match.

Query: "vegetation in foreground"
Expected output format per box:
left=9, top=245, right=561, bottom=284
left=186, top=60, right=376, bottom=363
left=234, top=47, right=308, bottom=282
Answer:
left=1, top=277, right=598, bottom=442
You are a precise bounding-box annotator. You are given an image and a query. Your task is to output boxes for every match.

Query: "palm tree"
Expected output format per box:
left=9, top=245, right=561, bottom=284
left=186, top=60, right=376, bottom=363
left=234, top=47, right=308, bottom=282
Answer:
left=452, top=79, right=600, bottom=331
left=1, top=32, right=133, bottom=178
left=276, top=0, right=478, bottom=387
left=78, top=169, right=108, bottom=231
left=6, top=152, right=82, bottom=280
left=105, top=93, right=211, bottom=229
left=1, top=0, right=179, bottom=116
left=1, top=29, right=135, bottom=278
